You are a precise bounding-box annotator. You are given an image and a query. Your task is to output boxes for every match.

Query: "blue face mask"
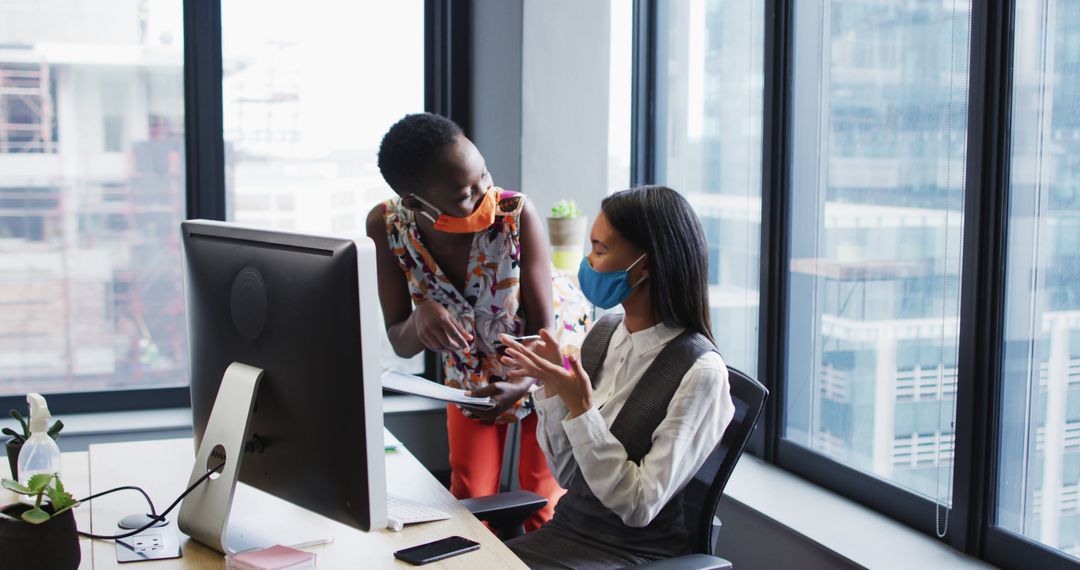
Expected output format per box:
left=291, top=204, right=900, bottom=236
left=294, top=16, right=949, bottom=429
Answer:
left=577, top=253, right=648, bottom=310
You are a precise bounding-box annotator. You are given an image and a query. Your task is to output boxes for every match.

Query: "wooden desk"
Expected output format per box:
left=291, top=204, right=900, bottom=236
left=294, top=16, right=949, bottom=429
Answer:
left=81, top=438, right=525, bottom=569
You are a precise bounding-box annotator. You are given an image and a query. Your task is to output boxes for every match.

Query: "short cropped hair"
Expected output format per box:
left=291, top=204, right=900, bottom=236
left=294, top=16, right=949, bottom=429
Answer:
left=377, top=113, right=464, bottom=193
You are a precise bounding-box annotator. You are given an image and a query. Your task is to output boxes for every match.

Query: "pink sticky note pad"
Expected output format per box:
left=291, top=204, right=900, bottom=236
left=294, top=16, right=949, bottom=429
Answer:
left=228, top=545, right=315, bottom=570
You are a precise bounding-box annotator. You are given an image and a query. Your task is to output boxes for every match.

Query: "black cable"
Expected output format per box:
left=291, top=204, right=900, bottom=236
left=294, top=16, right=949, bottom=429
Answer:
left=76, top=485, right=158, bottom=518
left=77, top=462, right=223, bottom=541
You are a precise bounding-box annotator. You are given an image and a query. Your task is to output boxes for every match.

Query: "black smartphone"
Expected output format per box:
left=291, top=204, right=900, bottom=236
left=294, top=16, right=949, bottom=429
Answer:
left=393, top=535, right=481, bottom=565
left=495, top=334, right=541, bottom=356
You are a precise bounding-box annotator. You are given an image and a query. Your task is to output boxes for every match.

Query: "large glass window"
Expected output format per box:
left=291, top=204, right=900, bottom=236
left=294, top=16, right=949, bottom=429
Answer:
left=998, top=0, right=1080, bottom=559
left=222, top=0, right=424, bottom=236
left=0, top=0, right=186, bottom=395
left=222, top=1, right=425, bottom=373
left=654, top=0, right=764, bottom=377
left=784, top=0, right=971, bottom=503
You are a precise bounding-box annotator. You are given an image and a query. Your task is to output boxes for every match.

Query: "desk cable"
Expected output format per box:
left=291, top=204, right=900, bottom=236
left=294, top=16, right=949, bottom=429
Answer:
left=75, top=462, right=223, bottom=541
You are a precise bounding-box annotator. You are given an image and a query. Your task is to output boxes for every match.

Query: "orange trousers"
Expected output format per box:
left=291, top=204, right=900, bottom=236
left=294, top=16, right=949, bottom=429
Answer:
left=446, top=404, right=565, bottom=531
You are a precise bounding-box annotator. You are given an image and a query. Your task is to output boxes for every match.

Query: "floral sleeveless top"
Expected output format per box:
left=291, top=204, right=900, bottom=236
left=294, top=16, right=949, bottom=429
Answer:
left=382, top=189, right=591, bottom=422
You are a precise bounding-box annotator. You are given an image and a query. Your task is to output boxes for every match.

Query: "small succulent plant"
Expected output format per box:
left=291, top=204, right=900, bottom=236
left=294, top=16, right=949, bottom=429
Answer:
left=550, top=199, right=582, bottom=219
left=3, top=409, right=63, bottom=445
left=1, top=473, right=78, bottom=524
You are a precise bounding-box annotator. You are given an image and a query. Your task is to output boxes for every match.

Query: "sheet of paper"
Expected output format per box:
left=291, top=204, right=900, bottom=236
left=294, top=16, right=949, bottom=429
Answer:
left=381, top=369, right=495, bottom=409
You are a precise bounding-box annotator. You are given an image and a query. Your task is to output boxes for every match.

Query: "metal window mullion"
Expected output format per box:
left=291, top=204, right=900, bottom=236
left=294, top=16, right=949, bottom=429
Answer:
left=183, top=0, right=225, bottom=221
left=755, top=0, right=792, bottom=462
left=630, top=0, right=657, bottom=186
left=954, top=0, right=1016, bottom=557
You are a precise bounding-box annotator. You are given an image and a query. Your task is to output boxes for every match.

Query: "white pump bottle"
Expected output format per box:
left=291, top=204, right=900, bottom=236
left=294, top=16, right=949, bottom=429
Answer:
left=16, top=393, right=61, bottom=486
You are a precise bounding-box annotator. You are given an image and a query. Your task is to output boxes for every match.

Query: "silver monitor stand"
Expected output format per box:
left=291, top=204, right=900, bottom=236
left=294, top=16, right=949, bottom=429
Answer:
left=177, top=362, right=328, bottom=554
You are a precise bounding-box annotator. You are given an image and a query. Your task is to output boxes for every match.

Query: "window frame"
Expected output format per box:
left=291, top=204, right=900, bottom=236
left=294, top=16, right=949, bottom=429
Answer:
left=756, top=0, right=792, bottom=463
left=771, top=0, right=983, bottom=550
left=423, top=0, right=472, bottom=384
left=0, top=0, right=459, bottom=415
left=957, top=0, right=1013, bottom=559
left=630, top=0, right=656, bottom=186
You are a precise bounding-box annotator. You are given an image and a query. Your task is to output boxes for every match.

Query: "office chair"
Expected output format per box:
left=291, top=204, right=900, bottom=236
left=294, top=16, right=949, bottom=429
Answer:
left=462, top=366, right=768, bottom=570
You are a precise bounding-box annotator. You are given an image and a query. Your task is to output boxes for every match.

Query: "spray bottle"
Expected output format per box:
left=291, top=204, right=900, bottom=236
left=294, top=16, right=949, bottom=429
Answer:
left=16, top=393, right=61, bottom=486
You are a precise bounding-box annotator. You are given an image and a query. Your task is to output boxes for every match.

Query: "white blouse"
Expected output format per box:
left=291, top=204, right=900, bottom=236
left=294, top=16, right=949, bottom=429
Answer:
left=534, top=320, right=735, bottom=528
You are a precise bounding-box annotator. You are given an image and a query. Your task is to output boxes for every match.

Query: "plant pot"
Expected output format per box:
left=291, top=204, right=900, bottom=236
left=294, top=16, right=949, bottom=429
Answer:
left=0, top=503, right=80, bottom=570
left=547, top=216, right=587, bottom=271
left=547, top=215, right=587, bottom=247
left=4, top=439, right=20, bottom=482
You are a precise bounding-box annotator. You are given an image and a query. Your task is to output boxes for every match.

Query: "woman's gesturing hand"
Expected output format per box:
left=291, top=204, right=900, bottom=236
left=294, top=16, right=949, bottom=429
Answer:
left=499, top=329, right=594, bottom=418
left=412, top=300, right=472, bottom=352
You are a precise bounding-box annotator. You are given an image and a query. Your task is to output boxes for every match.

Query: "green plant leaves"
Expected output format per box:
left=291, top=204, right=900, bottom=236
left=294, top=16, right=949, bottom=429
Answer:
left=46, top=477, right=76, bottom=512
left=6, top=409, right=62, bottom=441
left=1, top=478, right=31, bottom=494
left=2, top=473, right=77, bottom=524
left=8, top=409, right=29, bottom=439
left=50, top=501, right=77, bottom=519
left=1, top=427, right=23, bottom=443
left=21, top=507, right=49, bottom=524
left=1, top=474, right=56, bottom=496
left=550, top=199, right=582, bottom=218
left=26, top=473, right=53, bottom=494
left=47, top=420, right=64, bottom=440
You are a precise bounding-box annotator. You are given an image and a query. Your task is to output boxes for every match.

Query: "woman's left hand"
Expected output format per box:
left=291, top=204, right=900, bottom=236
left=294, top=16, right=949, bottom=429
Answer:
left=499, top=332, right=593, bottom=418
left=465, top=380, right=533, bottom=423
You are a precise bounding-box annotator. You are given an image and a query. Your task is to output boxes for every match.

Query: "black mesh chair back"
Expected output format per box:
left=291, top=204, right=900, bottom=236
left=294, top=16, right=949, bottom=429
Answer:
left=681, top=366, right=768, bottom=555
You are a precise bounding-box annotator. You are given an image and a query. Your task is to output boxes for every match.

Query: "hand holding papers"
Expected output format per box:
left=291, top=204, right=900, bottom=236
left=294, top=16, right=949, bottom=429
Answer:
left=381, top=369, right=495, bottom=409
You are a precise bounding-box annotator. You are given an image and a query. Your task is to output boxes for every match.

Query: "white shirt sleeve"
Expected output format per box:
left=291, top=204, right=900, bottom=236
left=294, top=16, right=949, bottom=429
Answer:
left=561, top=363, right=735, bottom=527
left=534, top=387, right=577, bottom=488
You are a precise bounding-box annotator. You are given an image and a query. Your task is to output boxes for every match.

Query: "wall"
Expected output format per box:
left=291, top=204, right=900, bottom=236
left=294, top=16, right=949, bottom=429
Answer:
left=472, top=0, right=617, bottom=237
left=521, top=0, right=613, bottom=225
left=714, top=496, right=860, bottom=568
left=471, top=0, right=523, bottom=192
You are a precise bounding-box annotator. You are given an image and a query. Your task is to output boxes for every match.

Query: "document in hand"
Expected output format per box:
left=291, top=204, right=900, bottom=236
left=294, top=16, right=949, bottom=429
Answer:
left=381, top=369, right=495, bottom=409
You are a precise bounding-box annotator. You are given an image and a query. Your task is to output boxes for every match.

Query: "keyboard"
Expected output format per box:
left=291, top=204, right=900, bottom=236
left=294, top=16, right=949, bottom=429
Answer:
left=386, top=495, right=451, bottom=532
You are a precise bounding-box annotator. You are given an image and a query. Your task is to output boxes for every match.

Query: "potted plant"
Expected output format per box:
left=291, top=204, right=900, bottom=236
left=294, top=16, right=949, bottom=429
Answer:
left=547, top=199, right=587, bottom=272
left=3, top=409, right=63, bottom=482
left=0, top=473, right=81, bottom=569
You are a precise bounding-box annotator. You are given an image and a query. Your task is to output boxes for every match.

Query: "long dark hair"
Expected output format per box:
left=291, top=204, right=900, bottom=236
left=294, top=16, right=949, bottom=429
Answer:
left=601, top=185, right=714, bottom=344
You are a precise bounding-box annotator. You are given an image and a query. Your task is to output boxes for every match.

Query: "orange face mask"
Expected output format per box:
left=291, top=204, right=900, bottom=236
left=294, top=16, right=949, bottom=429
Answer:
left=412, top=189, right=498, bottom=233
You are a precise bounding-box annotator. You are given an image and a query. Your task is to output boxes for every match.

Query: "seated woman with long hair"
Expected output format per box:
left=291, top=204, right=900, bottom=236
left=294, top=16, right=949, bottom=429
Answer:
left=497, top=186, right=735, bottom=569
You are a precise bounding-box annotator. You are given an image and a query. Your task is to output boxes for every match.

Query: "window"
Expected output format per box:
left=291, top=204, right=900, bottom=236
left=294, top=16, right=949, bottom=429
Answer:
left=222, top=0, right=424, bottom=237
left=998, top=0, right=1080, bottom=559
left=784, top=0, right=971, bottom=507
left=222, top=1, right=426, bottom=374
left=653, top=0, right=764, bottom=377
left=635, top=0, right=1080, bottom=564
left=0, top=1, right=186, bottom=396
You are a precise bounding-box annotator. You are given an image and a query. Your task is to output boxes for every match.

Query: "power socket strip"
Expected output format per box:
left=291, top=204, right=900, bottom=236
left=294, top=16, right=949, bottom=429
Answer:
left=116, top=522, right=183, bottom=563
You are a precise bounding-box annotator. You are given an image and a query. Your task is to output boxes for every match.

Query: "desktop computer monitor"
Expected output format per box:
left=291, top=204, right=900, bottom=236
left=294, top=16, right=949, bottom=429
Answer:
left=178, top=220, right=387, bottom=553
